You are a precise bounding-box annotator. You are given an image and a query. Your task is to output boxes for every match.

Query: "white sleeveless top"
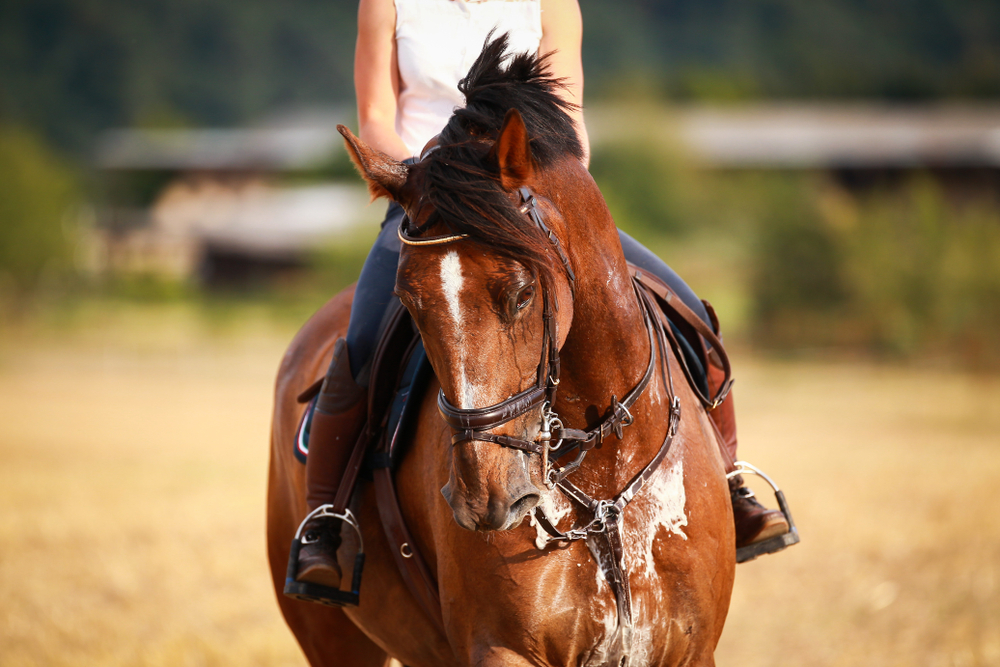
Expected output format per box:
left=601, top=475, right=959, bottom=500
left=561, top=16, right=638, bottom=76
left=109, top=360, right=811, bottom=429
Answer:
left=394, top=0, right=543, bottom=156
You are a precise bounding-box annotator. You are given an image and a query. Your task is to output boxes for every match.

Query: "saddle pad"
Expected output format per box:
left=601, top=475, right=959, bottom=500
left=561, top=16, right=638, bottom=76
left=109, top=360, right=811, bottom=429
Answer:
left=294, top=396, right=317, bottom=464
left=293, top=342, right=432, bottom=466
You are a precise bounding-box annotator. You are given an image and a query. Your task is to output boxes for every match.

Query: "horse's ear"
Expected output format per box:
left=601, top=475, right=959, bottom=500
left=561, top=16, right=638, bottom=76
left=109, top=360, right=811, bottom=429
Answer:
left=337, top=125, right=409, bottom=202
left=493, top=109, right=534, bottom=189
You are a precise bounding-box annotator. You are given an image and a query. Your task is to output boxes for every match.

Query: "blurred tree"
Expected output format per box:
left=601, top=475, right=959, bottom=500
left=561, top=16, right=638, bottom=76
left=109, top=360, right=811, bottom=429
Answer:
left=0, top=126, right=79, bottom=298
left=589, top=141, right=705, bottom=237
left=581, top=0, right=1000, bottom=101
left=750, top=175, right=846, bottom=329
left=0, top=0, right=357, bottom=154
left=744, top=173, right=1000, bottom=366
left=1, top=0, right=999, bottom=154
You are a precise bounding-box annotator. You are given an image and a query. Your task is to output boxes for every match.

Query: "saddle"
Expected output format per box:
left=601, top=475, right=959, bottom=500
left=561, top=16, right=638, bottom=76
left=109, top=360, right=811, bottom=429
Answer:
left=292, top=297, right=441, bottom=621
left=288, top=266, right=765, bottom=623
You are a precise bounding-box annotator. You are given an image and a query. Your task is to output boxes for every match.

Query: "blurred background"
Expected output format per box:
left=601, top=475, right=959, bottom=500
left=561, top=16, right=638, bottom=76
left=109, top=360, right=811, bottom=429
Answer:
left=1, top=1, right=998, bottom=665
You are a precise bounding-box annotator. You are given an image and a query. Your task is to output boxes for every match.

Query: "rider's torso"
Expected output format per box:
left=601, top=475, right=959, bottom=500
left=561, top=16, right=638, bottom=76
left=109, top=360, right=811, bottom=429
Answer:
left=394, top=0, right=542, bottom=156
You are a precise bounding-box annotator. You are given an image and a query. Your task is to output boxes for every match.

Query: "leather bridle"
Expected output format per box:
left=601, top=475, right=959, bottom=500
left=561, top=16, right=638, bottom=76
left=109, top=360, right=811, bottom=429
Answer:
left=399, top=184, right=685, bottom=667
left=403, top=187, right=658, bottom=486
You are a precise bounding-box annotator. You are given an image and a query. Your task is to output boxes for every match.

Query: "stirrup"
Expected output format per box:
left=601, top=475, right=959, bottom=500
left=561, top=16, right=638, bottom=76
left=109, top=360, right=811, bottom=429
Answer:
left=283, top=505, right=366, bottom=607
left=726, top=461, right=800, bottom=564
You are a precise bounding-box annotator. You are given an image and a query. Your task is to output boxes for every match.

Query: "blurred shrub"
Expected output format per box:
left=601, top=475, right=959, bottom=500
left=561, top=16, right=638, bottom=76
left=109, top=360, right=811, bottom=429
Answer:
left=0, top=126, right=80, bottom=300
left=591, top=139, right=1000, bottom=367
left=746, top=173, right=851, bottom=345
left=836, top=181, right=1000, bottom=363
left=589, top=141, right=707, bottom=237
left=751, top=176, right=1000, bottom=367
left=309, top=227, right=380, bottom=295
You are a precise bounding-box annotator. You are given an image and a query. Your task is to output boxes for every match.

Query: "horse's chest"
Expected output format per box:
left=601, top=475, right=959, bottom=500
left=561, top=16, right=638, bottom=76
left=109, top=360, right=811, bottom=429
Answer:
left=526, top=459, right=694, bottom=667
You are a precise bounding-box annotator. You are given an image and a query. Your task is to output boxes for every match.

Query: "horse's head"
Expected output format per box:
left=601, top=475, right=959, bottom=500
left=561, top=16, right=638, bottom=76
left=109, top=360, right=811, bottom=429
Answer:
left=339, top=37, right=588, bottom=531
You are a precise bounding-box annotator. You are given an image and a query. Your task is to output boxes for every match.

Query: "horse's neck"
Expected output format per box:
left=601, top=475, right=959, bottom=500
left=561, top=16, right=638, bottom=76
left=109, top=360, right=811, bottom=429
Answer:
left=552, top=165, right=667, bottom=488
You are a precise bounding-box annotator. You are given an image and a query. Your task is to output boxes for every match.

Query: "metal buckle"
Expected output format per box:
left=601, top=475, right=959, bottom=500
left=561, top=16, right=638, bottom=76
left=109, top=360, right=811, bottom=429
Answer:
left=589, top=500, right=620, bottom=534
left=539, top=402, right=565, bottom=488
left=669, top=396, right=681, bottom=436
left=610, top=395, right=634, bottom=439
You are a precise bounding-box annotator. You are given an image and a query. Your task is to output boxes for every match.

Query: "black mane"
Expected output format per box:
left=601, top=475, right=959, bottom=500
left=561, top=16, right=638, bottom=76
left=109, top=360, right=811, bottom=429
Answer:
left=450, top=33, right=583, bottom=165
left=418, top=33, right=583, bottom=283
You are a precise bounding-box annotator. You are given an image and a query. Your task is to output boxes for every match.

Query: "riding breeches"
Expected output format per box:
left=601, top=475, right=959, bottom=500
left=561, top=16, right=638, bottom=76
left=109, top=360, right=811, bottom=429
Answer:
left=344, top=202, right=713, bottom=384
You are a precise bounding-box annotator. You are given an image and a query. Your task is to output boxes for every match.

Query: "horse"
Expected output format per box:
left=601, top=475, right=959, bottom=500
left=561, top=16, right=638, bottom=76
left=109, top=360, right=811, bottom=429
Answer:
left=267, top=39, right=735, bottom=667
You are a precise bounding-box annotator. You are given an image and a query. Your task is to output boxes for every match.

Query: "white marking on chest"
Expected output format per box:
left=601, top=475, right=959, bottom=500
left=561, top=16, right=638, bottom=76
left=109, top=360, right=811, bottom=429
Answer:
left=625, top=455, right=689, bottom=582
left=592, top=457, right=688, bottom=667
left=651, top=459, right=689, bottom=541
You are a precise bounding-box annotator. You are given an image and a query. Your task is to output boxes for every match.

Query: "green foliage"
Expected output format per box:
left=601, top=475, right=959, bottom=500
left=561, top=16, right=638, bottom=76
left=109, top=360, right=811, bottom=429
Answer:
left=747, top=174, right=848, bottom=341
left=749, top=176, right=1000, bottom=366
left=591, top=140, right=1000, bottom=366
left=588, top=141, right=705, bottom=237
left=582, top=0, right=1000, bottom=102
left=309, top=225, right=381, bottom=296
left=2, top=0, right=998, bottom=154
left=0, top=0, right=357, bottom=153
left=834, top=182, right=1000, bottom=361
left=0, top=126, right=79, bottom=297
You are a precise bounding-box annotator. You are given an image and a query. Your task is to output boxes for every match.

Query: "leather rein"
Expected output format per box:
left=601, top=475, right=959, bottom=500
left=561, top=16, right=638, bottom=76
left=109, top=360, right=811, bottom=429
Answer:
left=399, top=184, right=697, bottom=666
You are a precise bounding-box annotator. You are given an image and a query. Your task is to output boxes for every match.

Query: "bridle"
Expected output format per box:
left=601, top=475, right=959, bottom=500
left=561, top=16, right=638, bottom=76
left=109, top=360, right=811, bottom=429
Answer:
left=399, top=182, right=686, bottom=666
left=401, top=187, right=659, bottom=487
left=430, top=190, right=565, bottom=459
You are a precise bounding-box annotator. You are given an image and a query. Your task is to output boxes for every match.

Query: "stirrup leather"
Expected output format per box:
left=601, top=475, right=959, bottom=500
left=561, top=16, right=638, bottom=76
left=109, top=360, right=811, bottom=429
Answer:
left=283, top=505, right=366, bottom=607
left=726, top=461, right=800, bottom=563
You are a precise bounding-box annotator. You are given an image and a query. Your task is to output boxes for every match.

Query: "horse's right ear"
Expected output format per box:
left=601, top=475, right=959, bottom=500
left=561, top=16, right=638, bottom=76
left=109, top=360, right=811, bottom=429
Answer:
left=337, top=125, right=409, bottom=202
left=493, top=109, right=535, bottom=189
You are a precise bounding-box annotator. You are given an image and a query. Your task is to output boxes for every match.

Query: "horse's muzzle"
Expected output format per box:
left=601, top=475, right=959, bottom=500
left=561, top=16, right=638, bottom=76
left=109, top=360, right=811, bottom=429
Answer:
left=442, top=477, right=540, bottom=531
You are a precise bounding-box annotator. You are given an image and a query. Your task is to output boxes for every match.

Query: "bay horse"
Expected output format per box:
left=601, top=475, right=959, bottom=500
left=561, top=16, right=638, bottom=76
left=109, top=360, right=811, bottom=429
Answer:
left=267, top=40, right=735, bottom=667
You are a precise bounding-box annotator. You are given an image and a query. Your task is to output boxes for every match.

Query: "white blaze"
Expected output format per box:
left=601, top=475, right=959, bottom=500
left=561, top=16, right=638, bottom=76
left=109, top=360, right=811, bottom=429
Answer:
left=440, top=251, right=464, bottom=330
left=439, top=251, right=475, bottom=407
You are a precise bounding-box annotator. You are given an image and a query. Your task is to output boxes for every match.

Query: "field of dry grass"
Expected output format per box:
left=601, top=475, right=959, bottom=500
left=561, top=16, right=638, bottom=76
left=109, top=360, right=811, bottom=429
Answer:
left=1, top=309, right=998, bottom=666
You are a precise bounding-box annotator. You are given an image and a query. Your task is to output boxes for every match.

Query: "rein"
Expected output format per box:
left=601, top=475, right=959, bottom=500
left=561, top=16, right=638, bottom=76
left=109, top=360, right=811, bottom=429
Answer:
left=401, top=184, right=687, bottom=667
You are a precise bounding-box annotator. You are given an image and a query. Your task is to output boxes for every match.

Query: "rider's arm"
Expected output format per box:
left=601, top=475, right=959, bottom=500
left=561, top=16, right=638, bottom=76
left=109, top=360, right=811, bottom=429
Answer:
left=355, top=0, right=411, bottom=161
left=540, top=0, right=590, bottom=167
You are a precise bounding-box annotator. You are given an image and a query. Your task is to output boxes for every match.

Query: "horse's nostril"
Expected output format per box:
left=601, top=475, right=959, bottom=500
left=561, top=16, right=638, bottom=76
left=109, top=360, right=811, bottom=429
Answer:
left=509, top=492, right=540, bottom=521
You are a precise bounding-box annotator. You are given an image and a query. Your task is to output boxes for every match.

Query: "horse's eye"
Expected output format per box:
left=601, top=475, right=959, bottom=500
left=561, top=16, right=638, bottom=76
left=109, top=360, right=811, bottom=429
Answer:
left=515, top=285, right=535, bottom=311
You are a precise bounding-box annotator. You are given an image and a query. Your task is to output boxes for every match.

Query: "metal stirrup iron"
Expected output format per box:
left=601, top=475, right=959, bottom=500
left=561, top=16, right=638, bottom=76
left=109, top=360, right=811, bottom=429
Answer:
left=284, top=505, right=367, bottom=607
left=726, top=461, right=800, bottom=563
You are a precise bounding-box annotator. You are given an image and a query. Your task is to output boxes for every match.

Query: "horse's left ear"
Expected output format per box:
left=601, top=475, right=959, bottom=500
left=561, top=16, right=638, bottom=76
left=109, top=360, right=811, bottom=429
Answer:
left=492, top=109, right=535, bottom=189
left=337, top=125, right=410, bottom=202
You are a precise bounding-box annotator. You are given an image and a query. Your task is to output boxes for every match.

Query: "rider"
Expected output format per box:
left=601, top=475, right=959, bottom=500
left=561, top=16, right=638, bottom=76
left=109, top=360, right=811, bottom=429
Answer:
left=291, top=0, right=789, bottom=590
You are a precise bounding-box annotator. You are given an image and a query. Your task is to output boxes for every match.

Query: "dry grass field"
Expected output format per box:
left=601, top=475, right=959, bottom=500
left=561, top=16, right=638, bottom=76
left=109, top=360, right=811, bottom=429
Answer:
left=1, top=308, right=998, bottom=667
